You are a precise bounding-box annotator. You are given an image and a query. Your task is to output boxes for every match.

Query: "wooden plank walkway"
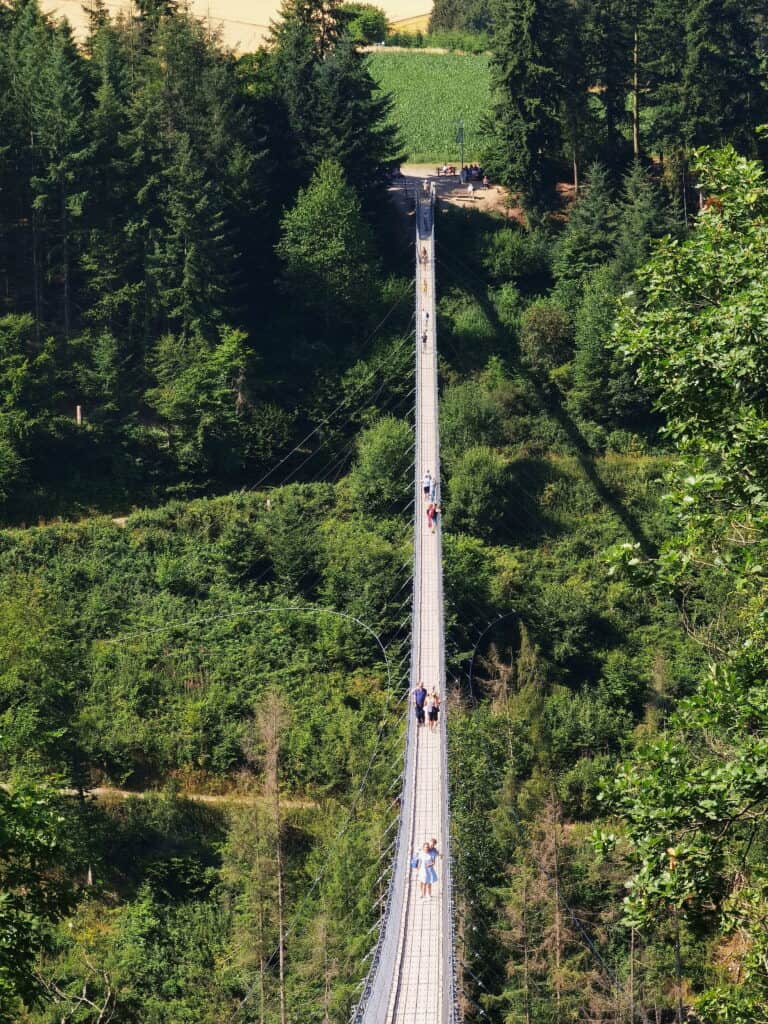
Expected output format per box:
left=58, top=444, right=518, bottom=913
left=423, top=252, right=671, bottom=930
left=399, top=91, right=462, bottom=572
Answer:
left=357, top=190, right=452, bottom=1024
left=388, top=195, right=448, bottom=1023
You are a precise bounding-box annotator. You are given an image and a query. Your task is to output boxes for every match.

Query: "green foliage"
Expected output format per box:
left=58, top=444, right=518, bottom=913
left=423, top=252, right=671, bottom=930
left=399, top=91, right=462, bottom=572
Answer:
left=552, top=162, right=616, bottom=298
left=430, top=0, right=492, bottom=33
left=367, top=52, right=490, bottom=162
left=444, top=444, right=508, bottom=539
left=338, top=2, right=388, bottom=43
left=349, top=415, right=412, bottom=514
left=269, top=3, right=400, bottom=211
left=277, top=159, right=377, bottom=325
left=519, top=299, right=573, bottom=374
left=0, top=0, right=408, bottom=518
left=612, top=159, right=678, bottom=279
left=440, top=379, right=503, bottom=466
left=0, top=784, right=73, bottom=1019
left=386, top=28, right=492, bottom=53
left=484, top=0, right=768, bottom=217
left=482, top=225, right=552, bottom=294
left=599, top=146, right=768, bottom=1016
left=615, top=146, right=768, bottom=512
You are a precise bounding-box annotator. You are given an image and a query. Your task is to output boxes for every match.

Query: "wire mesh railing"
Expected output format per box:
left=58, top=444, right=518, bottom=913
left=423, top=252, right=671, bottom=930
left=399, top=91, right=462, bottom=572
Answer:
left=352, top=186, right=458, bottom=1023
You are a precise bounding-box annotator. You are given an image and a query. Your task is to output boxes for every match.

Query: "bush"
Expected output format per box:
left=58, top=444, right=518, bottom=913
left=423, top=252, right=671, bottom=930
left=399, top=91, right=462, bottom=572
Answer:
left=349, top=416, right=413, bottom=514
left=445, top=445, right=508, bottom=539
left=440, top=380, right=503, bottom=466
left=339, top=3, right=388, bottom=43
left=519, top=300, right=573, bottom=374
left=483, top=227, right=552, bottom=293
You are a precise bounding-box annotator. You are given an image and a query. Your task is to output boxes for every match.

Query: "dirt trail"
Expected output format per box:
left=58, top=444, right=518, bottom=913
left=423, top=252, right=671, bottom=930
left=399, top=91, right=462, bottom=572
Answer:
left=62, top=785, right=318, bottom=808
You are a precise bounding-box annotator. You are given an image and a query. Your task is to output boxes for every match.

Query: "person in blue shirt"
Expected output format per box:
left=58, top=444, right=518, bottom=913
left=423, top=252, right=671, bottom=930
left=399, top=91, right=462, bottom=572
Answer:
left=412, top=682, right=427, bottom=726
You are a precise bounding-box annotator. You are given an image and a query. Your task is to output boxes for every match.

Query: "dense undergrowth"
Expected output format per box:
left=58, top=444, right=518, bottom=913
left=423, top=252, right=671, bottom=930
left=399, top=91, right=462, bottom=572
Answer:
left=1, top=485, right=409, bottom=1022
left=3, top=0, right=768, bottom=1018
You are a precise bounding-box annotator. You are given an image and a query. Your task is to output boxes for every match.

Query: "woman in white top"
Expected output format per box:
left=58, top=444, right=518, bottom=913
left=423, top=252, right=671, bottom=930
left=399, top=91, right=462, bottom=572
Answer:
left=413, top=842, right=438, bottom=898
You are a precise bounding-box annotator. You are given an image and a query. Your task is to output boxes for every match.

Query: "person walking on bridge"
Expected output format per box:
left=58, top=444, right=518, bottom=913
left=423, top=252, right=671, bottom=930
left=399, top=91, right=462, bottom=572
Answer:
left=422, top=470, right=432, bottom=501
left=413, top=841, right=438, bottom=898
left=412, top=682, right=427, bottom=726
left=427, top=688, right=440, bottom=731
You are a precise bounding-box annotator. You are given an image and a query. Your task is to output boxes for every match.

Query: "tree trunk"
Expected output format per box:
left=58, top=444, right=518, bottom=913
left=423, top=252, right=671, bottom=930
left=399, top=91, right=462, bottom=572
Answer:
left=553, top=813, right=562, bottom=1023
left=522, top=877, right=531, bottom=1024
left=31, top=132, right=41, bottom=342
left=629, top=927, right=635, bottom=1023
left=632, top=26, right=640, bottom=158
left=258, top=693, right=290, bottom=1024
left=61, top=181, right=70, bottom=340
left=256, top=843, right=267, bottom=1024
left=274, top=763, right=287, bottom=1024
left=673, top=909, right=684, bottom=1024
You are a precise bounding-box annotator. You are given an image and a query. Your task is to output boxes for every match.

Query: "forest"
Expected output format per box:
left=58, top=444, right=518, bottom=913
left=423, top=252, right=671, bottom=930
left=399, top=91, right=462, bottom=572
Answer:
left=2, top=0, right=768, bottom=1021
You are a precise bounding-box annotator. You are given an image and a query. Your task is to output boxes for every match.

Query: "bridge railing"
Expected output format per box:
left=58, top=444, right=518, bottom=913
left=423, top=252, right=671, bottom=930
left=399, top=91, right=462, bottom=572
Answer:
left=352, top=187, right=458, bottom=1024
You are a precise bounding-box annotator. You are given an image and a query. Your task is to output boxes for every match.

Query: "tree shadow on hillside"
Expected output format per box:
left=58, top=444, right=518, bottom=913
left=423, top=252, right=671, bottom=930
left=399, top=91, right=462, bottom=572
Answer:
left=501, top=455, right=568, bottom=548
left=435, top=217, right=656, bottom=558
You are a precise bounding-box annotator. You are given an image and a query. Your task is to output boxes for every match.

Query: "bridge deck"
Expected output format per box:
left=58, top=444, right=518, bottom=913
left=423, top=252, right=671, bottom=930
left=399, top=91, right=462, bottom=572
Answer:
left=356, top=191, right=452, bottom=1024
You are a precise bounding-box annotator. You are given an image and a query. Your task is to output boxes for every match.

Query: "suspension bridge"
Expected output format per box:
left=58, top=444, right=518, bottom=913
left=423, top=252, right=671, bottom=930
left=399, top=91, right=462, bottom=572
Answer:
left=353, top=187, right=457, bottom=1022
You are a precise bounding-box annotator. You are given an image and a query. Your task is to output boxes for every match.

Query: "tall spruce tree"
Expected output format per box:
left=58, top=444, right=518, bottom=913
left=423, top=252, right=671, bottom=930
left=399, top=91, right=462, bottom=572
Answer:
left=680, top=0, right=768, bottom=153
left=123, top=14, right=244, bottom=345
left=582, top=0, right=632, bottom=162
left=485, top=0, right=564, bottom=208
left=552, top=162, right=616, bottom=299
left=29, top=24, right=90, bottom=341
left=312, top=35, right=400, bottom=210
left=0, top=0, right=55, bottom=331
left=268, top=0, right=400, bottom=214
left=613, top=160, right=677, bottom=279
left=77, top=18, right=145, bottom=419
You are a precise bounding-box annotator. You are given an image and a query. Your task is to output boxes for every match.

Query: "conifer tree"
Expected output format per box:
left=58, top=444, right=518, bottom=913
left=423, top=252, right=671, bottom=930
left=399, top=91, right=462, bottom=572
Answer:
left=613, top=160, right=677, bottom=279
left=0, top=0, right=55, bottom=330
left=30, top=24, right=90, bottom=340
left=276, top=159, right=376, bottom=327
left=680, top=0, right=768, bottom=153
left=552, top=162, right=616, bottom=297
left=312, top=35, right=400, bottom=210
left=268, top=0, right=400, bottom=214
left=582, top=0, right=632, bottom=162
left=145, top=131, right=232, bottom=341
left=77, top=19, right=145, bottom=418
left=123, top=14, right=244, bottom=345
left=570, top=266, right=621, bottom=423
left=485, top=0, right=564, bottom=208
left=641, top=0, right=687, bottom=157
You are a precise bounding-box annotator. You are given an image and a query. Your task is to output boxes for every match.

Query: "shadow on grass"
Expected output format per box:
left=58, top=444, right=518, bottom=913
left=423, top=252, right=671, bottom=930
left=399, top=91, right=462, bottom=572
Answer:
left=435, top=208, right=656, bottom=558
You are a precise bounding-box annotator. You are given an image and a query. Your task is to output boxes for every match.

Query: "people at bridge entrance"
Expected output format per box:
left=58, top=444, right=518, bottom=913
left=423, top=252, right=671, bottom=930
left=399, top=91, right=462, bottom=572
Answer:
left=413, top=842, right=438, bottom=898
left=412, top=682, right=427, bottom=725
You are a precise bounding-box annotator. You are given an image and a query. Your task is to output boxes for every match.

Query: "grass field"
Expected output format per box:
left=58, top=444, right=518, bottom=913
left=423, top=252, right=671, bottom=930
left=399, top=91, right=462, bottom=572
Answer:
left=368, top=52, right=491, bottom=163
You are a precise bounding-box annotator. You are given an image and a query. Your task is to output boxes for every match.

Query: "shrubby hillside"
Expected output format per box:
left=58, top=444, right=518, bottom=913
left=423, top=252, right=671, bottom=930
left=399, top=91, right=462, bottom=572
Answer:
left=3, top=0, right=768, bottom=1019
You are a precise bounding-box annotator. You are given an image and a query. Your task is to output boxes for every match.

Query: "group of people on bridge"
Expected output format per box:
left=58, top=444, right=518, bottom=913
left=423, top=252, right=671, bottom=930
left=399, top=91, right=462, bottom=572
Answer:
left=422, top=469, right=441, bottom=534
